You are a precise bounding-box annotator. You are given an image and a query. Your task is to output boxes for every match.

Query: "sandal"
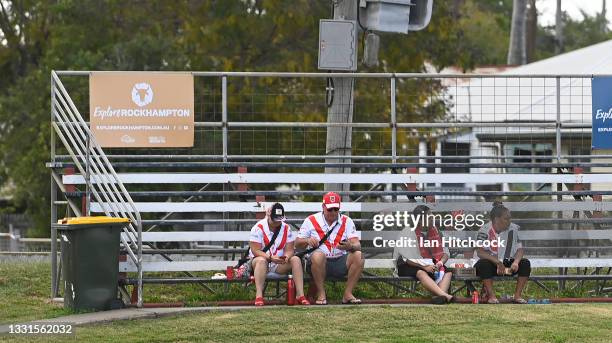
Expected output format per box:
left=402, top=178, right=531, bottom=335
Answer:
left=296, top=296, right=310, bottom=305
left=342, top=297, right=362, bottom=305
left=487, top=297, right=500, bottom=304
left=254, top=297, right=265, bottom=306
left=512, top=297, right=528, bottom=304
left=314, top=298, right=327, bottom=305
left=431, top=296, right=447, bottom=305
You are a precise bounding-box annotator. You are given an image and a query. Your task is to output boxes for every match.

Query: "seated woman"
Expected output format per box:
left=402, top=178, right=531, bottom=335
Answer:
left=394, top=205, right=455, bottom=304
left=474, top=202, right=531, bottom=304
left=249, top=203, right=310, bottom=306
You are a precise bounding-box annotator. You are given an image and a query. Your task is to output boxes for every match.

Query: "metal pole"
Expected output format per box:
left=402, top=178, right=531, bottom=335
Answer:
left=222, top=76, right=228, bottom=163
left=435, top=141, right=442, bottom=189
left=556, top=76, right=561, bottom=162
left=391, top=77, right=397, bottom=202
left=85, top=133, right=91, bottom=216
left=50, top=72, right=58, bottom=298
left=137, top=220, right=143, bottom=308
left=391, top=77, right=397, bottom=163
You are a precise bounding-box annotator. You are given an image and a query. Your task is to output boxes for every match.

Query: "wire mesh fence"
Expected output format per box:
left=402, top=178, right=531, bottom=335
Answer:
left=50, top=72, right=612, bottom=262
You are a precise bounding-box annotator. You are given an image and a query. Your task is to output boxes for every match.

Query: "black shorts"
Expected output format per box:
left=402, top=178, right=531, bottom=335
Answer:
left=475, top=258, right=531, bottom=279
left=396, top=259, right=435, bottom=279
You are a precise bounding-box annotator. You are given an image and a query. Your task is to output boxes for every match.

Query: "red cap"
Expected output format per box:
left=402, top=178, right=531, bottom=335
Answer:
left=323, top=192, right=341, bottom=209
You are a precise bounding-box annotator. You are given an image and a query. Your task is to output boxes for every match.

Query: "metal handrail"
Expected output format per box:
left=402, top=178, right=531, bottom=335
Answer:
left=54, top=70, right=611, bottom=78
left=50, top=71, right=143, bottom=307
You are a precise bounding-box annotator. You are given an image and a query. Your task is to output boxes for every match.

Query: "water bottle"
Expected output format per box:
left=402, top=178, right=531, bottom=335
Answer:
left=287, top=275, right=296, bottom=306
left=434, top=266, right=445, bottom=284
left=472, top=290, right=479, bottom=304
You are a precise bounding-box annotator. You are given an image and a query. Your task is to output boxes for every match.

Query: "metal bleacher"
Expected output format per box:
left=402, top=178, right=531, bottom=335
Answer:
left=48, top=71, right=612, bottom=306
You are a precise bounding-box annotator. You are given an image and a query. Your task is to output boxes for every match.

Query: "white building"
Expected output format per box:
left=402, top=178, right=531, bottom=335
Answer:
left=430, top=39, right=612, bottom=196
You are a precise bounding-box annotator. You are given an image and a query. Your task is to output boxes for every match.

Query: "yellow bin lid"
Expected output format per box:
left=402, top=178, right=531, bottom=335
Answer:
left=58, top=216, right=130, bottom=225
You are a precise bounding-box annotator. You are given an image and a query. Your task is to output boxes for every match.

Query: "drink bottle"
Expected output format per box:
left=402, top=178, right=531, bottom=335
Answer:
left=287, top=275, right=296, bottom=305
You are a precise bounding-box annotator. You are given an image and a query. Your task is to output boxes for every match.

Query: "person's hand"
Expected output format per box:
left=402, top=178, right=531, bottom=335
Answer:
left=496, top=261, right=506, bottom=275
left=435, top=261, right=444, bottom=269
left=337, top=240, right=352, bottom=251
left=510, top=261, right=519, bottom=273
left=307, top=236, right=320, bottom=248
left=271, top=255, right=287, bottom=264
left=423, top=265, right=435, bottom=274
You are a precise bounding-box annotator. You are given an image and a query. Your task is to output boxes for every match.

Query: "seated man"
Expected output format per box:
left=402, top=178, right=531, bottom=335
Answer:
left=249, top=203, right=309, bottom=306
left=474, top=202, right=531, bottom=304
left=295, top=192, right=364, bottom=305
left=394, top=205, right=455, bottom=304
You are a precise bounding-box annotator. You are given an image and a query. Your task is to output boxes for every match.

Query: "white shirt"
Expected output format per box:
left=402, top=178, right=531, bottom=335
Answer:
left=248, top=218, right=295, bottom=258
left=298, top=212, right=358, bottom=258
left=475, top=222, right=523, bottom=260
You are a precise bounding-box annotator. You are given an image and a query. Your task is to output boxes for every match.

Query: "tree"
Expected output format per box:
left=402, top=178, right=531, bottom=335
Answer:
left=1, top=0, right=608, bottom=236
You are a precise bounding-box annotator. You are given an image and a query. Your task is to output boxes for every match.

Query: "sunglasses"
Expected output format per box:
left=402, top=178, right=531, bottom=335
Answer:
left=325, top=207, right=339, bottom=212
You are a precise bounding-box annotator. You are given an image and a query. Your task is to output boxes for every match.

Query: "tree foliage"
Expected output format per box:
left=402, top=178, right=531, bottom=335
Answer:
left=0, top=0, right=610, bottom=236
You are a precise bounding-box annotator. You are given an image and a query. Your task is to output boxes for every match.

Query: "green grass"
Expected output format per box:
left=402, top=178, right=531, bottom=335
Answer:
left=0, top=262, right=71, bottom=324
left=137, top=267, right=606, bottom=305
left=2, top=261, right=612, bottom=342
left=3, top=305, right=612, bottom=342
left=2, top=261, right=610, bottom=325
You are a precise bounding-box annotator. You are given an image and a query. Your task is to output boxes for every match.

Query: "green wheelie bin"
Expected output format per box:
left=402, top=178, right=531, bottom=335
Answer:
left=54, top=216, right=130, bottom=311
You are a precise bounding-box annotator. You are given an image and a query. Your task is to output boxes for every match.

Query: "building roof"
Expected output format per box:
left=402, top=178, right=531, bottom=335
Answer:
left=447, top=39, right=612, bottom=125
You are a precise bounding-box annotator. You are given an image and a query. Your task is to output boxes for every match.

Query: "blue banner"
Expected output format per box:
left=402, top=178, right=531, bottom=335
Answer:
left=592, top=77, right=612, bottom=149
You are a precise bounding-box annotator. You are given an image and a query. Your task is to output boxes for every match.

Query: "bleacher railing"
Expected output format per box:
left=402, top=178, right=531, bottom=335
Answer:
left=49, top=71, right=143, bottom=307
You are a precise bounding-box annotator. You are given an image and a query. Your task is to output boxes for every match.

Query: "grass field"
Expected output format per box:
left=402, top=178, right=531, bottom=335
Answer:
left=2, top=261, right=612, bottom=342
left=3, top=304, right=612, bottom=342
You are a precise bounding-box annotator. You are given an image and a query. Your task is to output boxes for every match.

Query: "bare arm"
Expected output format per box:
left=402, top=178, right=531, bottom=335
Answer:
left=249, top=241, right=270, bottom=262
left=283, top=241, right=295, bottom=259
left=513, top=247, right=524, bottom=261
left=510, top=247, right=524, bottom=272
left=440, top=253, right=449, bottom=265
left=399, top=258, right=435, bottom=273
left=295, top=237, right=308, bottom=250
left=477, top=247, right=502, bottom=265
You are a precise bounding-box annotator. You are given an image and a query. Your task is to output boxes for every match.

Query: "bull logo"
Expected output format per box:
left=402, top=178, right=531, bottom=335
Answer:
left=131, top=82, right=154, bottom=107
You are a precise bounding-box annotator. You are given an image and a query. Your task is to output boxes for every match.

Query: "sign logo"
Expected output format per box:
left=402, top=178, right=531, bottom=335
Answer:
left=595, top=108, right=612, bottom=123
left=120, top=135, right=135, bottom=144
left=592, top=77, right=612, bottom=149
left=131, top=82, right=154, bottom=107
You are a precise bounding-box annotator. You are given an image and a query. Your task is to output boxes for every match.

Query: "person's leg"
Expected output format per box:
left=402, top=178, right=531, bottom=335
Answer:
left=252, top=257, right=269, bottom=298
left=274, top=256, right=306, bottom=298
left=342, top=251, right=364, bottom=300
left=416, top=270, right=452, bottom=301
left=475, top=259, right=497, bottom=302
left=343, top=251, right=364, bottom=301
left=514, top=259, right=531, bottom=300
left=289, top=256, right=305, bottom=297
left=438, top=271, right=453, bottom=293
left=309, top=251, right=327, bottom=302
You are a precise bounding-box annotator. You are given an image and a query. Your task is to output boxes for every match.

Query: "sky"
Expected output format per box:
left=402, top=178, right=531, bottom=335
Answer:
left=538, top=0, right=611, bottom=28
